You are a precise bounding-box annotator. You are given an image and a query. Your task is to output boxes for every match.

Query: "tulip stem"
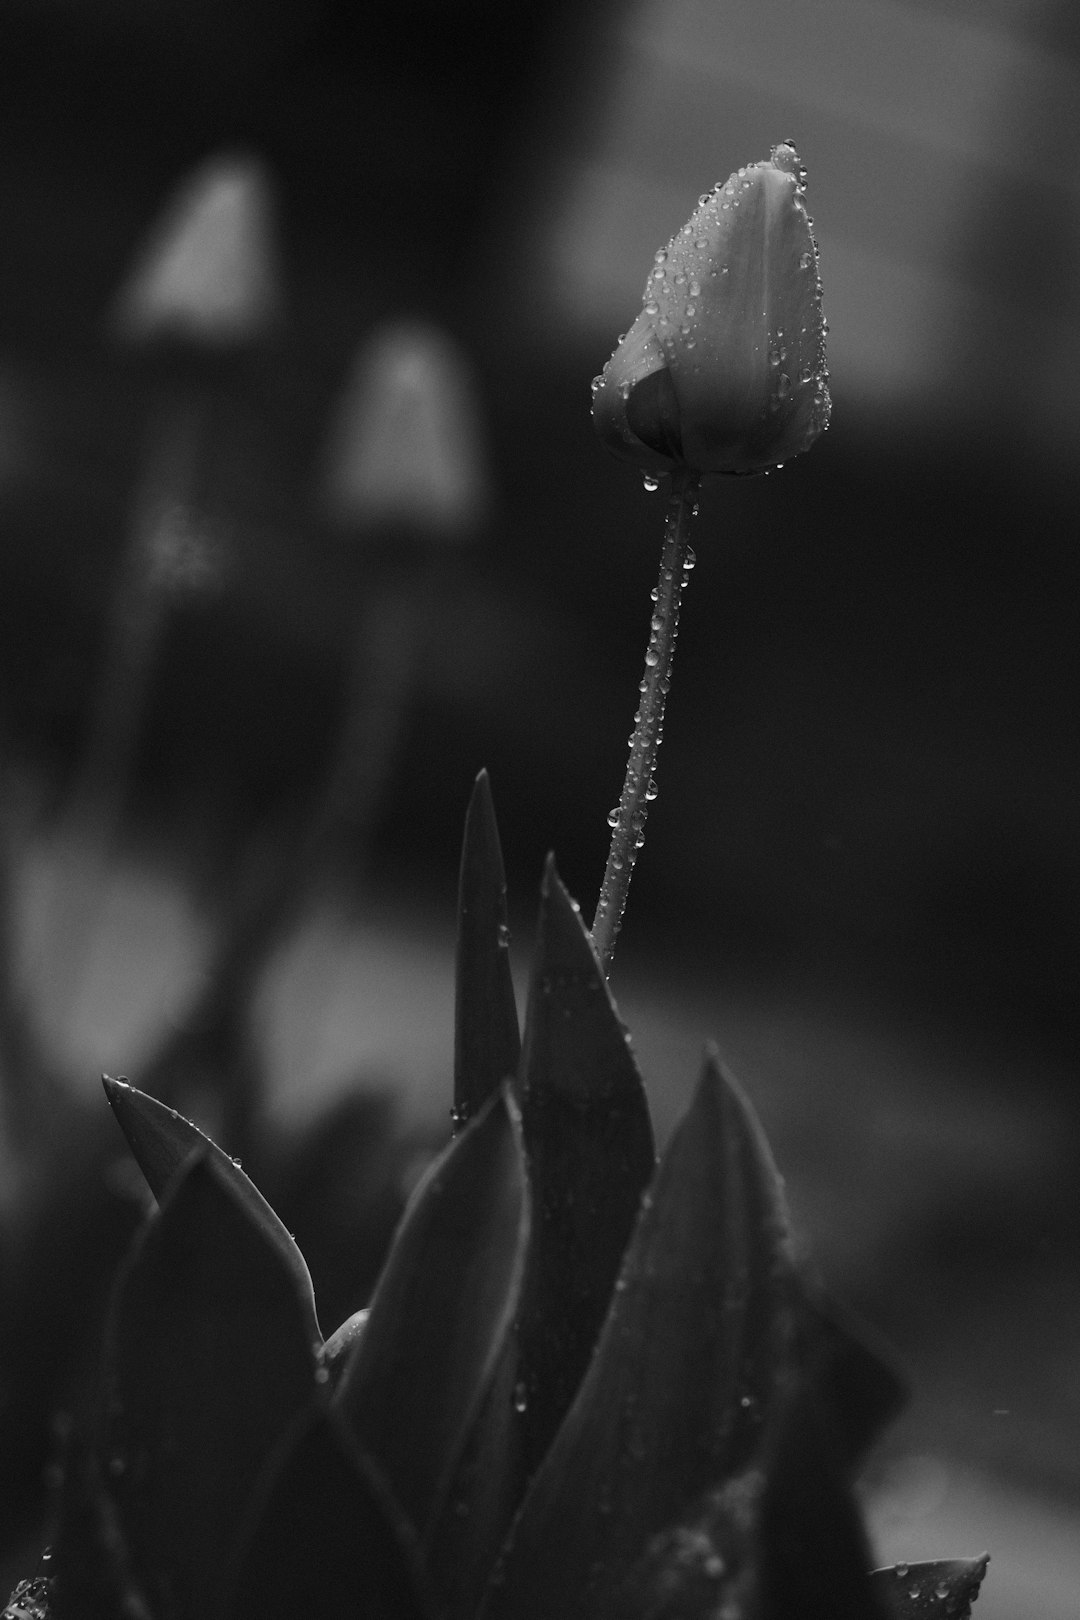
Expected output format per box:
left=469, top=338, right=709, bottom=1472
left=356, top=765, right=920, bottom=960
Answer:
left=591, top=468, right=700, bottom=972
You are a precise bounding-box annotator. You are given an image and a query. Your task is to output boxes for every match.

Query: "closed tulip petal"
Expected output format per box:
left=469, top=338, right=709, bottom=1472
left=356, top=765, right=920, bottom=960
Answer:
left=593, top=144, right=830, bottom=478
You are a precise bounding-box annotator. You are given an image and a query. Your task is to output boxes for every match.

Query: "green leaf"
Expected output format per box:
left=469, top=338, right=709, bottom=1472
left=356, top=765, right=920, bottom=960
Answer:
left=102, top=1075, right=321, bottom=1347
left=454, top=770, right=521, bottom=1132
left=482, top=1050, right=799, bottom=1620
left=223, top=1408, right=436, bottom=1620
left=334, top=1086, right=529, bottom=1539
left=101, top=1155, right=322, bottom=1620
left=870, top=1556, right=991, bottom=1619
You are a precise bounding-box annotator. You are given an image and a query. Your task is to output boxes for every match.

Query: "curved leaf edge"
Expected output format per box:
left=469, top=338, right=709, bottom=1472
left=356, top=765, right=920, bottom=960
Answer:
left=102, top=1075, right=322, bottom=1349
left=333, top=1083, right=530, bottom=1538
left=454, top=768, right=521, bottom=1131
left=869, top=1555, right=991, bottom=1619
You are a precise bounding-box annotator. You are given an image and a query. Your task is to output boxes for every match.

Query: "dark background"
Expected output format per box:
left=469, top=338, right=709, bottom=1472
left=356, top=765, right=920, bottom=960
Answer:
left=0, top=0, right=1078, bottom=1610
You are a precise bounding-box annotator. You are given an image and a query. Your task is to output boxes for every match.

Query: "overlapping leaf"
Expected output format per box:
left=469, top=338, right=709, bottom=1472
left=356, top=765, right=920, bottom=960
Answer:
left=482, top=1050, right=800, bottom=1620
left=100, top=1155, right=321, bottom=1620
left=334, top=1086, right=529, bottom=1540
left=607, top=1383, right=891, bottom=1620
left=102, top=1076, right=321, bottom=1347
left=870, top=1556, right=990, bottom=1619
left=427, top=859, right=655, bottom=1617
left=224, top=1408, right=436, bottom=1620
left=513, top=858, right=657, bottom=1472
left=454, top=770, right=520, bottom=1130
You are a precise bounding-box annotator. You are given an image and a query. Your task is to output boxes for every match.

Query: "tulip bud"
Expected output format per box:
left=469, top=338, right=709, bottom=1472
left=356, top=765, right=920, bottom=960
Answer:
left=320, top=321, right=489, bottom=540
left=592, top=143, right=830, bottom=478
left=111, top=152, right=282, bottom=347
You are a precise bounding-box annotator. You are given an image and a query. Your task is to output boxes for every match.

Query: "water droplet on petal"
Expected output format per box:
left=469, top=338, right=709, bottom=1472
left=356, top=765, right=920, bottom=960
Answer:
left=644, top=649, right=659, bottom=667
left=642, top=473, right=659, bottom=492
left=607, top=807, right=620, bottom=828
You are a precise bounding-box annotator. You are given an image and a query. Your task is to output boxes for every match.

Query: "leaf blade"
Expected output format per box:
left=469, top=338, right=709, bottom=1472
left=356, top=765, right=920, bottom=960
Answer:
left=514, top=857, right=656, bottom=1472
left=102, top=1075, right=321, bottom=1347
left=454, top=769, right=520, bottom=1131
left=870, top=1556, right=991, bottom=1619
left=102, top=1155, right=322, bottom=1620
left=484, top=1049, right=800, bottom=1620
left=334, top=1085, right=529, bottom=1539
left=609, top=1385, right=891, bottom=1620
left=428, top=862, right=656, bottom=1617
left=224, top=1407, right=437, bottom=1620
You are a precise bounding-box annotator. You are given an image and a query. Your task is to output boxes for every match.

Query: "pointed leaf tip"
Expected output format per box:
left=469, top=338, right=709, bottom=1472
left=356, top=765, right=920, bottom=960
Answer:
left=102, top=1076, right=321, bottom=1346
left=511, top=854, right=655, bottom=1474
left=487, top=1051, right=799, bottom=1620
left=455, top=770, right=520, bottom=1131
left=870, top=1555, right=990, bottom=1619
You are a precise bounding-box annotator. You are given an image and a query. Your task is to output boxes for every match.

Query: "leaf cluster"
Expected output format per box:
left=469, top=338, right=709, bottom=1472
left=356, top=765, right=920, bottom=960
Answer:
left=8, top=776, right=987, bottom=1620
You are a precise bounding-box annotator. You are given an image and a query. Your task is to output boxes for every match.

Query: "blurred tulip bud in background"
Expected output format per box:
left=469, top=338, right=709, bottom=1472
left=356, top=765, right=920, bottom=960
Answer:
left=592, top=142, right=830, bottom=478
left=111, top=151, right=283, bottom=346
left=321, top=321, right=490, bottom=541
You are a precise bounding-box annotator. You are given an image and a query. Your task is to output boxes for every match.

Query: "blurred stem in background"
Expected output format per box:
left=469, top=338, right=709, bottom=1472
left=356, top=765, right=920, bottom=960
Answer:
left=138, top=319, right=490, bottom=1152
left=40, top=154, right=282, bottom=1028
left=0, top=761, right=64, bottom=1166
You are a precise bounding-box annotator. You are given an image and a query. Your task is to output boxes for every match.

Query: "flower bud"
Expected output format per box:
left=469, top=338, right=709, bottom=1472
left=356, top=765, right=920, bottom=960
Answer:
left=592, top=143, right=830, bottom=477
left=320, top=321, right=489, bottom=540
left=111, top=152, right=282, bottom=346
